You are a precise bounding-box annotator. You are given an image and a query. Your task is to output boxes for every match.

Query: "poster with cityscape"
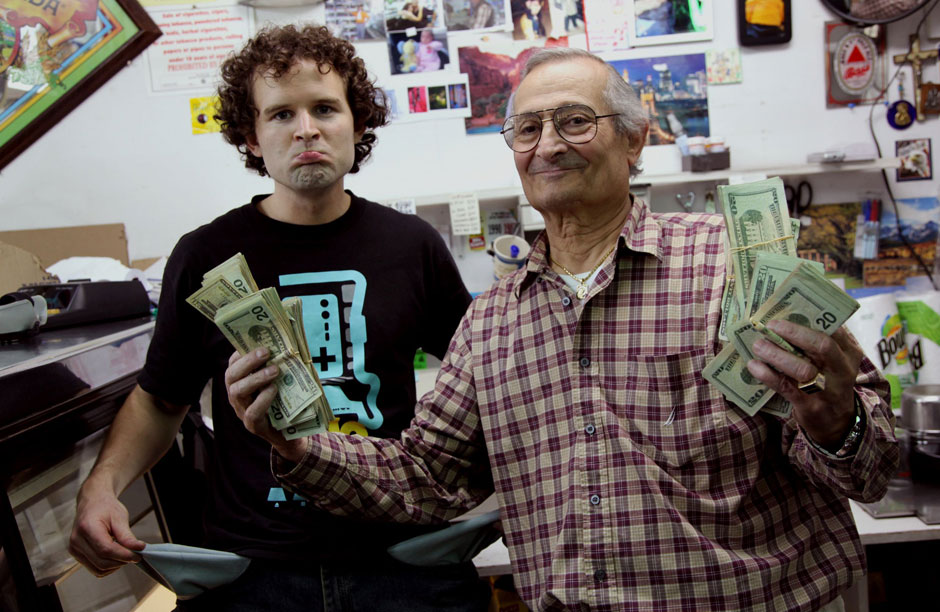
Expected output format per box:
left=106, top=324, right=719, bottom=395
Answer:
left=607, top=52, right=708, bottom=146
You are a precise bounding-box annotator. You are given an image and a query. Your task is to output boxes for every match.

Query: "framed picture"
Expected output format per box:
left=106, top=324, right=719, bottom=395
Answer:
left=629, top=0, right=713, bottom=47
left=1, top=0, right=160, bottom=170
left=896, top=138, right=933, bottom=182
left=737, top=0, right=791, bottom=47
left=922, top=82, right=940, bottom=116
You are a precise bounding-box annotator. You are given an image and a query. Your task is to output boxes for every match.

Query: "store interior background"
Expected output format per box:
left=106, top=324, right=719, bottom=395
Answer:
left=1, top=2, right=939, bottom=294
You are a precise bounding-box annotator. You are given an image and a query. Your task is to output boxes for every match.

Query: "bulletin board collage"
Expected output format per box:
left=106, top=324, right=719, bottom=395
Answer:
left=322, top=0, right=720, bottom=130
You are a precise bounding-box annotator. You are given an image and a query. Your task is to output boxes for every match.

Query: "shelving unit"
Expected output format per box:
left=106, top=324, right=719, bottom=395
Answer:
left=396, top=158, right=901, bottom=209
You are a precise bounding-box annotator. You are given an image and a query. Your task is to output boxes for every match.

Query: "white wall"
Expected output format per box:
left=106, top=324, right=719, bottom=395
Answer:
left=1, top=2, right=937, bottom=277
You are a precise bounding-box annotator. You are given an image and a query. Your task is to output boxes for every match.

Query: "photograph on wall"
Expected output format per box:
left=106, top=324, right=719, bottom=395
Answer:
left=795, top=202, right=864, bottom=289
left=866, top=196, right=940, bottom=286
left=442, top=0, right=511, bottom=31
left=549, top=0, right=584, bottom=37
left=458, top=42, right=544, bottom=134
left=825, top=22, right=886, bottom=107
left=896, top=138, right=933, bottom=181
left=383, top=73, right=471, bottom=121
left=385, top=0, right=444, bottom=32
left=382, top=87, right=400, bottom=119
left=607, top=52, right=708, bottom=146
left=429, top=84, right=448, bottom=109
left=448, top=82, right=468, bottom=108
left=629, top=0, right=713, bottom=46
left=326, top=0, right=387, bottom=41
left=584, top=0, right=631, bottom=52
left=511, top=0, right=553, bottom=40
left=387, top=27, right=449, bottom=74
left=705, top=48, right=742, bottom=85
left=408, top=85, right=428, bottom=112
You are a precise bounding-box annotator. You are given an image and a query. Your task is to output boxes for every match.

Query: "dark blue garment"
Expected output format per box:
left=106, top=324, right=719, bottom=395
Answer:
left=174, top=557, right=490, bottom=611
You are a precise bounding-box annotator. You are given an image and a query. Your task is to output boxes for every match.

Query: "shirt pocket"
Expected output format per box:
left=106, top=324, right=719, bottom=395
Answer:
left=619, top=348, right=729, bottom=470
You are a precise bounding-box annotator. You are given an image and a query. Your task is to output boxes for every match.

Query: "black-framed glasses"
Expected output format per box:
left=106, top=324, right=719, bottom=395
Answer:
left=500, top=104, right=620, bottom=153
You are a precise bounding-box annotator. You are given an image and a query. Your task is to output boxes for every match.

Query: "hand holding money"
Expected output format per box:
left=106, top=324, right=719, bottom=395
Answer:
left=744, top=320, right=864, bottom=449
left=225, top=347, right=311, bottom=463
left=186, top=253, right=332, bottom=440
left=704, top=177, right=864, bottom=434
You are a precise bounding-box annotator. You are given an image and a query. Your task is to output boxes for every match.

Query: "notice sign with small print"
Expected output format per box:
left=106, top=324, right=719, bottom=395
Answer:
left=449, top=193, right=481, bottom=236
left=147, top=6, right=253, bottom=93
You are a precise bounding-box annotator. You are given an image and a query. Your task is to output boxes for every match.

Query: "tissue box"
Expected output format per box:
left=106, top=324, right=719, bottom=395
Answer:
left=682, top=150, right=731, bottom=172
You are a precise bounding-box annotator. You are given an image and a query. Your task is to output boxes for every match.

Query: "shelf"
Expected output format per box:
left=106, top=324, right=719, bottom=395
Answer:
left=400, top=158, right=900, bottom=208
left=635, top=158, right=901, bottom=187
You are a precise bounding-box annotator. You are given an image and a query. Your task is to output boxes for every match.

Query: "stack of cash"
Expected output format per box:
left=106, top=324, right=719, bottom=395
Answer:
left=185, top=253, right=332, bottom=439
left=703, top=178, right=860, bottom=418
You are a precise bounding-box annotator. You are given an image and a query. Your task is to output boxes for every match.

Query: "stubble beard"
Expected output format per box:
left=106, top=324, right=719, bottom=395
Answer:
left=290, top=164, right=334, bottom=190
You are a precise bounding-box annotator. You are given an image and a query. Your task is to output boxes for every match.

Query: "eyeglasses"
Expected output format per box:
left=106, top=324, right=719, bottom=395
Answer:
left=500, top=104, right=619, bottom=153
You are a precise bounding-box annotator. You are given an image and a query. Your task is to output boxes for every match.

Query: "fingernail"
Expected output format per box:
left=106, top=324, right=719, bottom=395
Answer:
left=265, top=366, right=278, bottom=376
left=255, top=348, right=268, bottom=359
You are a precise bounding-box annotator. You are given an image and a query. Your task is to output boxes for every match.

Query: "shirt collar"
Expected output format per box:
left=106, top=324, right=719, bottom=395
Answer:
left=514, top=195, right=664, bottom=297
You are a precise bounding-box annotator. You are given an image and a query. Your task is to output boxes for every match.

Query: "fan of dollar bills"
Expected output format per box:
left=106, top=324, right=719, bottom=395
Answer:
left=703, top=177, right=860, bottom=418
left=186, top=253, right=333, bottom=440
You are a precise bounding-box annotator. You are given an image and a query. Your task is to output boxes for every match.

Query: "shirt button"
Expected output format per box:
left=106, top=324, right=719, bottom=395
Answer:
left=594, top=569, right=607, bottom=582
left=585, top=424, right=596, bottom=435
left=590, top=494, right=600, bottom=505
left=561, top=296, right=571, bottom=306
left=579, top=357, right=591, bottom=368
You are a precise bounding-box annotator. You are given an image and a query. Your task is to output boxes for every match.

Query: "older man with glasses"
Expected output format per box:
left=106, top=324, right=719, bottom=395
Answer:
left=227, top=47, right=898, bottom=611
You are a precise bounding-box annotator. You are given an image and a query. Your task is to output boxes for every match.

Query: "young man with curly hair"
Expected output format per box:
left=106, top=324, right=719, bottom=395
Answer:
left=68, top=24, right=484, bottom=611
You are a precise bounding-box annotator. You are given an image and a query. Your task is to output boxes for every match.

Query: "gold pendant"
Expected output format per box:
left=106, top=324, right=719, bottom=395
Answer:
left=577, top=285, right=587, bottom=299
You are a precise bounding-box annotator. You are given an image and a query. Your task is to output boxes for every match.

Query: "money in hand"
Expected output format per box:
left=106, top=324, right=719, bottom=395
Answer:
left=185, top=252, right=260, bottom=319
left=186, top=254, right=331, bottom=435
left=719, top=177, right=797, bottom=311
left=706, top=178, right=859, bottom=420
left=734, top=262, right=859, bottom=359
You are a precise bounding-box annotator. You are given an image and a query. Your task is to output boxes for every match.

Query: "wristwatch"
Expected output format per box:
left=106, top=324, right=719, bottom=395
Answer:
left=807, top=394, right=867, bottom=459
left=834, top=395, right=866, bottom=458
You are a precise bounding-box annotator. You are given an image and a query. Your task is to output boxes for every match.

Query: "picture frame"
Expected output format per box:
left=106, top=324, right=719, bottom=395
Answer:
left=628, top=0, right=713, bottom=47
left=921, top=82, right=940, bottom=116
left=737, top=0, right=791, bottom=47
left=896, top=138, right=933, bottom=182
left=1, top=0, right=160, bottom=170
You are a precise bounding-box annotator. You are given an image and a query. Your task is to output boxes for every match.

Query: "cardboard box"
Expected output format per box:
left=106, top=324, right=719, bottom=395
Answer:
left=0, top=224, right=129, bottom=295
left=0, top=223, right=129, bottom=269
left=0, top=242, right=57, bottom=295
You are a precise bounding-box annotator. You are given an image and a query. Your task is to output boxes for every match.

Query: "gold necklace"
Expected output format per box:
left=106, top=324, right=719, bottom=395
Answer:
left=550, top=244, right=617, bottom=299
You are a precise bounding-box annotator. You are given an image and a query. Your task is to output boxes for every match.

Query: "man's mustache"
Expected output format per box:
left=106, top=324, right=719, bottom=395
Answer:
left=527, top=152, right=587, bottom=174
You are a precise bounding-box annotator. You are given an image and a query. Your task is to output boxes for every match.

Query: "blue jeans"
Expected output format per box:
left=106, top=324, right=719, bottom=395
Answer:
left=173, top=557, right=490, bottom=612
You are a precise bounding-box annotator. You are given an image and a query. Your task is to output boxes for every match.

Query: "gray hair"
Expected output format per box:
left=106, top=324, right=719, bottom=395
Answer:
left=507, top=47, right=648, bottom=177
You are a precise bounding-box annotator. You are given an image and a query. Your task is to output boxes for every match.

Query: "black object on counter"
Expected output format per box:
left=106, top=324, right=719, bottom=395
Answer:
left=17, top=280, right=151, bottom=330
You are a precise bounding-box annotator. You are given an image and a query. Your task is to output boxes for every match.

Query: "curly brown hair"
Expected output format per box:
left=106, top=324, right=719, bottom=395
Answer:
left=216, top=23, right=388, bottom=176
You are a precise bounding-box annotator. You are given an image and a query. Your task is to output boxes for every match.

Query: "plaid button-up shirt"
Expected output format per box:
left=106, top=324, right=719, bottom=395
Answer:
left=276, top=197, right=898, bottom=611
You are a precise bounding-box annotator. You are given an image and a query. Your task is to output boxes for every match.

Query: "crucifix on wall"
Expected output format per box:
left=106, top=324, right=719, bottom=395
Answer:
left=892, top=35, right=939, bottom=122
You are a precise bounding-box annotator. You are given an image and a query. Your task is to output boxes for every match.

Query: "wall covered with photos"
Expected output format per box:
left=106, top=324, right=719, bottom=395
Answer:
left=0, top=1, right=938, bottom=277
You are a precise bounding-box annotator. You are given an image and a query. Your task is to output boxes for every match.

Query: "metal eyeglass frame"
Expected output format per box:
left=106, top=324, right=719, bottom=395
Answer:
left=500, top=104, right=620, bottom=153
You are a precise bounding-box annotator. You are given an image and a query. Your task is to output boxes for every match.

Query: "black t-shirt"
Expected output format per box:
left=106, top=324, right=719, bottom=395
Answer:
left=138, top=192, right=471, bottom=562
